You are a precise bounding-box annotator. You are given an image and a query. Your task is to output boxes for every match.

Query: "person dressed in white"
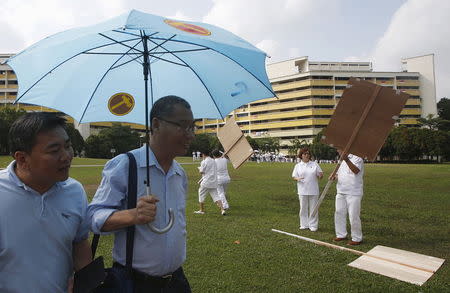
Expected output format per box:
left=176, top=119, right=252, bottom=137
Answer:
left=212, top=150, right=230, bottom=210
left=195, top=150, right=226, bottom=215
left=331, top=150, right=364, bottom=245
left=292, top=148, right=323, bottom=231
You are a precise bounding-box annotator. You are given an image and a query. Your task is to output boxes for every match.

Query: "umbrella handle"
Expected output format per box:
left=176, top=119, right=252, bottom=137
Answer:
left=147, top=208, right=175, bottom=234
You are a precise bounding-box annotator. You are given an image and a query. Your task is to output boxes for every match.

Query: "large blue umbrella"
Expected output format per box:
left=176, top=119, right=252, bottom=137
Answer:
left=6, top=9, right=275, bottom=232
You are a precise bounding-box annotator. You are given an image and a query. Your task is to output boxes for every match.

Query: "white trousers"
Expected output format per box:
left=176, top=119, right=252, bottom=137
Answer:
left=217, top=182, right=229, bottom=209
left=298, top=194, right=319, bottom=230
left=198, top=186, right=220, bottom=203
left=334, top=193, right=363, bottom=242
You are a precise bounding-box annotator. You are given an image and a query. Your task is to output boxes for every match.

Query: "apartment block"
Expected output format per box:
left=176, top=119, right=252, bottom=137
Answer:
left=195, top=55, right=437, bottom=153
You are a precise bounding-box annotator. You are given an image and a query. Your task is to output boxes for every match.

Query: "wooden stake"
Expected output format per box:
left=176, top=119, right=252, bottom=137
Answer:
left=271, top=229, right=435, bottom=273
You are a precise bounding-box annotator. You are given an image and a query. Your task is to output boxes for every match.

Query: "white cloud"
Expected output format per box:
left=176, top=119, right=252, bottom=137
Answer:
left=369, top=0, right=450, bottom=100
left=0, top=0, right=126, bottom=51
left=202, top=0, right=337, bottom=61
left=255, top=39, right=280, bottom=58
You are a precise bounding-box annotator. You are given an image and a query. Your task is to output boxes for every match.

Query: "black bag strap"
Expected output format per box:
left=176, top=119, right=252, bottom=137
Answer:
left=125, top=152, right=137, bottom=274
left=91, top=152, right=138, bottom=275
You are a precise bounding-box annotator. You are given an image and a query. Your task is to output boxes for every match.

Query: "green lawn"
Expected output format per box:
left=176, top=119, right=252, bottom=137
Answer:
left=1, top=156, right=449, bottom=292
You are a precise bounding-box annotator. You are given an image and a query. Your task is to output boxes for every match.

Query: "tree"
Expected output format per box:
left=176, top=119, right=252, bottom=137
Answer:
left=188, top=133, right=215, bottom=155
left=379, top=129, right=396, bottom=161
left=246, top=136, right=259, bottom=150
left=0, top=107, right=27, bottom=155
left=256, top=136, right=280, bottom=153
left=84, top=123, right=140, bottom=158
left=309, top=130, right=337, bottom=160
left=287, top=138, right=309, bottom=157
left=84, top=134, right=110, bottom=158
left=437, top=97, right=450, bottom=120
left=437, top=98, right=450, bottom=131
left=65, top=124, right=85, bottom=156
left=417, top=114, right=442, bottom=130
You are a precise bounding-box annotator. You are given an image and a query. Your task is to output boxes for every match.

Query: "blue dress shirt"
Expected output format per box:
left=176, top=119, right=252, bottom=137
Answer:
left=87, top=145, right=188, bottom=276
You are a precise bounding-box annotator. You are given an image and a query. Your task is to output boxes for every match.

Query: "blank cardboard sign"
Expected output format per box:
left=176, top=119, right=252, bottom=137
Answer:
left=323, top=78, right=409, bottom=161
left=217, top=116, right=253, bottom=169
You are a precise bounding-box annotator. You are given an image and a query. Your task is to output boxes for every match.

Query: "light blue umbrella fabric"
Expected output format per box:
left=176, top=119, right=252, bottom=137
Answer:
left=7, top=9, right=275, bottom=123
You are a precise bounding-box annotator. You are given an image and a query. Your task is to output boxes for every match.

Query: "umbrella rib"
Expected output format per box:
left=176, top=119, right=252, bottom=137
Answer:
left=149, top=37, right=276, bottom=97
left=112, top=29, right=141, bottom=37
left=99, top=33, right=144, bottom=54
left=110, top=35, right=195, bottom=70
left=14, top=39, right=143, bottom=102
left=78, top=40, right=143, bottom=122
left=83, top=52, right=142, bottom=55
left=148, top=39, right=224, bottom=118
left=110, top=54, right=145, bottom=70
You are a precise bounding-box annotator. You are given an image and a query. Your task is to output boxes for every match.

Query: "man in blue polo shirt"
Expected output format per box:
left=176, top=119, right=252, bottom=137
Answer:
left=0, top=112, right=92, bottom=292
left=88, top=95, right=195, bottom=292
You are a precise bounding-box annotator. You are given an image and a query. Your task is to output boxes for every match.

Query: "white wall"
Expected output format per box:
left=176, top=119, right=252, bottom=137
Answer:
left=402, top=54, right=437, bottom=117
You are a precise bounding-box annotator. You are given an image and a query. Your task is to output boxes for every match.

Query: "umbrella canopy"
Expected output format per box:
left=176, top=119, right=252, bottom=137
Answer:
left=6, top=10, right=275, bottom=234
left=6, top=9, right=275, bottom=123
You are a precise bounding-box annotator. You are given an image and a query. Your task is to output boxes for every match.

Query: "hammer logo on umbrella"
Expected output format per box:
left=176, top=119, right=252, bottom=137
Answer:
left=108, top=93, right=135, bottom=116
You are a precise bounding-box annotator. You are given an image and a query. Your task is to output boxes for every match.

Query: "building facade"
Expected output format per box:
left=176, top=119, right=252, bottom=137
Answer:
left=1, top=54, right=437, bottom=152
left=195, top=55, right=437, bottom=153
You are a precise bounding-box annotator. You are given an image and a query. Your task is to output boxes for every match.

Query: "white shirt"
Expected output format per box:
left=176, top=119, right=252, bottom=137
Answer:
left=199, top=156, right=217, bottom=188
left=292, top=160, right=323, bottom=195
left=215, top=157, right=230, bottom=184
left=336, top=154, right=364, bottom=195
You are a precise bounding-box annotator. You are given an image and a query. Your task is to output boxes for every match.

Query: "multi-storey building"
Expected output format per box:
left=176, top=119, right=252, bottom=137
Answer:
left=195, top=55, right=437, bottom=153
left=1, top=53, right=437, bottom=153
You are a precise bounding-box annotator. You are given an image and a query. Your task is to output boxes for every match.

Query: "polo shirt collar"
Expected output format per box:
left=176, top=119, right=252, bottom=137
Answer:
left=136, top=145, right=183, bottom=176
left=7, top=160, right=64, bottom=193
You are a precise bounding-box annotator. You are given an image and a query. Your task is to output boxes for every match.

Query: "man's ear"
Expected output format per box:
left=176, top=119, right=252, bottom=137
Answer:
left=13, top=151, right=29, bottom=170
left=151, top=117, right=160, bottom=132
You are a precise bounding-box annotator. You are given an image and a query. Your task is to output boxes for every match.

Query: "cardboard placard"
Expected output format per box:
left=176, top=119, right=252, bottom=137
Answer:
left=217, top=116, right=253, bottom=169
left=323, top=78, right=409, bottom=161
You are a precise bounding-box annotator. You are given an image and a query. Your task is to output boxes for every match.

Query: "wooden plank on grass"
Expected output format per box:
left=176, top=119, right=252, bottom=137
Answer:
left=348, top=245, right=445, bottom=286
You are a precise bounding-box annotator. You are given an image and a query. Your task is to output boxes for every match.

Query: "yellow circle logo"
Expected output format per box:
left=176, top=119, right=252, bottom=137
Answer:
left=108, top=93, right=135, bottom=116
left=164, top=19, right=211, bottom=36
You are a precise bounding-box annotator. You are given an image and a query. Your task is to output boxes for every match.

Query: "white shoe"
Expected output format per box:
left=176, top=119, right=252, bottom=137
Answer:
left=309, top=228, right=318, bottom=232
left=194, top=210, right=205, bottom=214
left=299, top=227, right=309, bottom=230
left=221, top=210, right=226, bottom=215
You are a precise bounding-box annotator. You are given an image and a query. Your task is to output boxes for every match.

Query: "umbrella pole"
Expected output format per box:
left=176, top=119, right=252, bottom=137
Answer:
left=142, top=34, right=175, bottom=234
left=142, top=35, right=151, bottom=196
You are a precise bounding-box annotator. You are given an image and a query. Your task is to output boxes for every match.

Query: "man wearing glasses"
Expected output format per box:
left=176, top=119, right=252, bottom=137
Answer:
left=88, top=95, right=195, bottom=292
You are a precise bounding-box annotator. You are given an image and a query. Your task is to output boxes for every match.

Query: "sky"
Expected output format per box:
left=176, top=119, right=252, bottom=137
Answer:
left=0, top=0, right=448, bottom=101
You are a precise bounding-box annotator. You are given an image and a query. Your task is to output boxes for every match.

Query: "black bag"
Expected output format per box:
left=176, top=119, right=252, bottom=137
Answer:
left=74, top=152, right=138, bottom=293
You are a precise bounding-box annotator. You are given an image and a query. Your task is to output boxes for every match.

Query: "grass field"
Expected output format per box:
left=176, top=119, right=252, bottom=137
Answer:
left=1, top=156, right=449, bottom=292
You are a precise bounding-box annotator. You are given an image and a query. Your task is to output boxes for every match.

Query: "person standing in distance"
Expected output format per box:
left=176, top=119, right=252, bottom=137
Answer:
left=292, top=148, right=323, bottom=231
left=88, top=95, right=195, bottom=292
left=0, top=112, right=92, bottom=293
left=212, top=150, right=231, bottom=210
left=194, top=150, right=226, bottom=215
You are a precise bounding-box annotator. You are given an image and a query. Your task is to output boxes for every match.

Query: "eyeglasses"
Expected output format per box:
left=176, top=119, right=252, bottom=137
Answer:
left=158, top=117, right=195, bottom=133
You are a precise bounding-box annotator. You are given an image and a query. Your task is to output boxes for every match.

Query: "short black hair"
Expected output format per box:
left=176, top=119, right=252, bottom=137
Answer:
left=212, top=149, right=222, bottom=158
left=9, top=112, right=67, bottom=155
left=150, top=95, right=191, bottom=132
